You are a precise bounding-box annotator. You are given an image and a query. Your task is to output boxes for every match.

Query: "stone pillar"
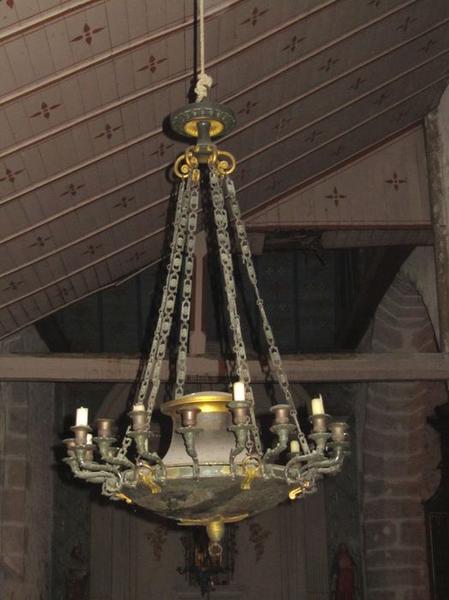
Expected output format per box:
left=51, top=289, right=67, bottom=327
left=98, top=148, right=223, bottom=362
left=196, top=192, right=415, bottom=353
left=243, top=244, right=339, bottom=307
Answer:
left=0, top=327, right=55, bottom=599
left=362, top=276, right=444, bottom=600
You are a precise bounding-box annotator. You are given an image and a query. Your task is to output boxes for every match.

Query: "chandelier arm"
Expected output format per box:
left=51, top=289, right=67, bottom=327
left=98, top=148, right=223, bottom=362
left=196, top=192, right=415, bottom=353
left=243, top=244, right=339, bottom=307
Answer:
left=145, top=175, right=198, bottom=413
left=224, top=176, right=311, bottom=455
left=208, top=167, right=263, bottom=456
left=175, top=178, right=200, bottom=398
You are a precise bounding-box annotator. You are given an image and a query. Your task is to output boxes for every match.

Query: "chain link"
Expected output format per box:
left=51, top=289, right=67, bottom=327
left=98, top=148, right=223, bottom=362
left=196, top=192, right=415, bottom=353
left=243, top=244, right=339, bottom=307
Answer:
left=224, top=176, right=310, bottom=455
left=208, top=166, right=263, bottom=456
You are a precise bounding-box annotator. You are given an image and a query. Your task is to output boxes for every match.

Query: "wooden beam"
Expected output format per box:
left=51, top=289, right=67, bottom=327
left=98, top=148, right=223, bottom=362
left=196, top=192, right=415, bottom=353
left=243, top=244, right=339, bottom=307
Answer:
left=1, top=353, right=449, bottom=383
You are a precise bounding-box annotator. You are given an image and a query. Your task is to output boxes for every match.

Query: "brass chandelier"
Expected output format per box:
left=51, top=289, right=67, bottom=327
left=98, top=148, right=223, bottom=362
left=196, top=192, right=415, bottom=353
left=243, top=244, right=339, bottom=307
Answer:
left=62, top=1, right=349, bottom=554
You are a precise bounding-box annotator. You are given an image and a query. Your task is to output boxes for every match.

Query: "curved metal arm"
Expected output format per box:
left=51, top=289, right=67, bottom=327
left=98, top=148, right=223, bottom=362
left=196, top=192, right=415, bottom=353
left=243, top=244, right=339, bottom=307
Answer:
left=177, top=427, right=202, bottom=480
left=263, top=424, right=292, bottom=465
left=229, top=425, right=249, bottom=477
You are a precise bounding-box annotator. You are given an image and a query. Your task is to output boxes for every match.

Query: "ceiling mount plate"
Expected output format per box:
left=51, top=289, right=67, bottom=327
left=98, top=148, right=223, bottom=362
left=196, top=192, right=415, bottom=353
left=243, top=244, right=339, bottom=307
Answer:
left=170, top=101, right=236, bottom=139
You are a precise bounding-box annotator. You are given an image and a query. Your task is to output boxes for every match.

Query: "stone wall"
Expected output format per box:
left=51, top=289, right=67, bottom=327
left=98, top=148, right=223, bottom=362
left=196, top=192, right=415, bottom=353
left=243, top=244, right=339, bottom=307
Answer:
left=0, top=327, right=55, bottom=600
left=361, top=276, right=445, bottom=600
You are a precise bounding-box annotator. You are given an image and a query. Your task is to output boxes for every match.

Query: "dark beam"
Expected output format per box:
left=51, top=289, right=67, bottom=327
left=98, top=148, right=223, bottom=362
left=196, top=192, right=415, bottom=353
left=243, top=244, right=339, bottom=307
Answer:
left=0, top=353, right=449, bottom=383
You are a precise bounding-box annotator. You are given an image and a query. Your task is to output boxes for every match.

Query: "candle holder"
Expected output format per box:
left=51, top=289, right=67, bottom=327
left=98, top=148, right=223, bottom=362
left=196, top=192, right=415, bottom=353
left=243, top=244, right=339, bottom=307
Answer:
left=128, top=406, right=148, bottom=432
left=96, top=418, right=114, bottom=438
left=71, top=424, right=92, bottom=447
left=177, top=406, right=201, bottom=428
left=63, top=437, right=77, bottom=458
left=329, top=421, right=348, bottom=444
left=310, top=413, right=330, bottom=434
left=271, top=404, right=291, bottom=425
left=228, top=400, right=250, bottom=425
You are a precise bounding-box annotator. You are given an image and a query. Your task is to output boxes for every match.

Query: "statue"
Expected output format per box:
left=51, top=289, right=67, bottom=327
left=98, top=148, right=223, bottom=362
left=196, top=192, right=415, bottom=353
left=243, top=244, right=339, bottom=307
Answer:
left=331, top=543, right=356, bottom=600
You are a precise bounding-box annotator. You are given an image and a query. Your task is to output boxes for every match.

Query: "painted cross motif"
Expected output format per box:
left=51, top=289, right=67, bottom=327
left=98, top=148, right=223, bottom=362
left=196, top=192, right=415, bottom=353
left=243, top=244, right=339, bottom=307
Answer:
left=71, top=23, right=104, bottom=46
left=60, top=282, right=76, bottom=297
left=266, top=176, right=281, bottom=193
left=397, top=16, right=417, bottom=33
left=238, top=100, right=258, bottom=115
left=282, top=35, right=305, bottom=52
left=319, top=57, right=339, bottom=73
left=82, top=243, right=103, bottom=256
left=241, top=7, right=269, bottom=26
left=0, top=0, right=14, bottom=9
left=392, top=108, right=410, bottom=123
left=374, top=92, right=388, bottom=106
left=113, top=195, right=135, bottom=209
left=137, top=55, right=167, bottom=73
left=420, top=39, right=437, bottom=54
left=325, top=186, right=347, bottom=207
left=60, top=183, right=85, bottom=197
left=332, top=145, right=345, bottom=158
left=385, top=172, right=406, bottom=191
left=305, top=130, right=322, bottom=144
left=31, top=101, right=61, bottom=120
left=29, top=235, right=52, bottom=249
left=274, top=117, right=291, bottom=133
left=350, top=77, right=365, bottom=91
left=151, top=142, right=174, bottom=157
left=0, top=167, right=23, bottom=183
left=95, top=123, right=121, bottom=140
left=127, top=250, right=146, bottom=263
left=3, top=280, right=24, bottom=292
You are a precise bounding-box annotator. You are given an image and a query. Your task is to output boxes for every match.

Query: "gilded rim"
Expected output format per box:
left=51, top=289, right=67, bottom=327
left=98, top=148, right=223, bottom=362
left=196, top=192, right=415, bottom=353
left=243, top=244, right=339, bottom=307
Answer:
left=161, top=390, right=232, bottom=415
left=184, top=117, right=224, bottom=137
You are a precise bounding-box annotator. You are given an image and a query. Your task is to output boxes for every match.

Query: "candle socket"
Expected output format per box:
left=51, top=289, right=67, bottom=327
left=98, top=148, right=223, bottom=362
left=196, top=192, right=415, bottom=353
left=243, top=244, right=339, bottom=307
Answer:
left=63, top=438, right=77, bottom=457
left=228, top=400, right=250, bottom=425
left=329, top=421, right=348, bottom=443
left=96, top=418, right=114, bottom=438
left=85, top=444, right=95, bottom=462
left=310, top=414, right=330, bottom=433
left=128, top=408, right=148, bottom=432
left=177, top=406, right=201, bottom=428
left=271, top=404, right=291, bottom=425
left=71, top=424, right=92, bottom=446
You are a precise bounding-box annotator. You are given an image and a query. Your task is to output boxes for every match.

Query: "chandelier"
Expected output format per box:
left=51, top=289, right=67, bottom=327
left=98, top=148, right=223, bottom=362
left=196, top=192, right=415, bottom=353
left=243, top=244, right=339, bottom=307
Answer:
left=62, top=0, right=349, bottom=555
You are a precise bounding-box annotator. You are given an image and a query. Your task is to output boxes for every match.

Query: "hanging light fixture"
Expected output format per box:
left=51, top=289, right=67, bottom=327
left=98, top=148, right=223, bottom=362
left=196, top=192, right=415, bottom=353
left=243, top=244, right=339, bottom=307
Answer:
left=62, top=0, right=349, bottom=554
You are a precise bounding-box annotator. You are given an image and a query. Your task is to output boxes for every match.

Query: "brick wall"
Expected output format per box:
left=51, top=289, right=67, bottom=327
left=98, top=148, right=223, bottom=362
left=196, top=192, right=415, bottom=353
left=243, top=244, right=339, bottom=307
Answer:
left=0, top=327, right=55, bottom=599
left=362, top=276, right=445, bottom=600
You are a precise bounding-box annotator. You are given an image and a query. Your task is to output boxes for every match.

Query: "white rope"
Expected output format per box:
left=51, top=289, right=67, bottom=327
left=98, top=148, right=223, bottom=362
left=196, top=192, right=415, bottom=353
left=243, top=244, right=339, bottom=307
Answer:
left=194, top=0, right=213, bottom=102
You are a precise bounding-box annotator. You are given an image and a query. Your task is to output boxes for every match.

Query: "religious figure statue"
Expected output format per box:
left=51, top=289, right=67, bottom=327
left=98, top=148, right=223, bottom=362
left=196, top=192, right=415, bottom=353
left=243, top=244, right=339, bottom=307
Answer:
left=331, top=543, right=356, bottom=600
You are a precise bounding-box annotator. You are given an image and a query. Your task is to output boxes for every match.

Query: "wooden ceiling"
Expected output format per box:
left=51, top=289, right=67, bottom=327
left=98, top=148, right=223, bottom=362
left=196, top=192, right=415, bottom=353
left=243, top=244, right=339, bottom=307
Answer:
left=0, top=0, right=448, bottom=340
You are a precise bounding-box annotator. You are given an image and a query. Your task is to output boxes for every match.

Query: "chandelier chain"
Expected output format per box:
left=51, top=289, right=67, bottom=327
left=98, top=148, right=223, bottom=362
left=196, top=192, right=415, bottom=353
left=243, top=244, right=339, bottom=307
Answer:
left=175, top=178, right=200, bottom=398
left=117, top=181, right=191, bottom=456
left=145, top=177, right=197, bottom=415
left=224, top=177, right=311, bottom=455
left=209, top=167, right=263, bottom=456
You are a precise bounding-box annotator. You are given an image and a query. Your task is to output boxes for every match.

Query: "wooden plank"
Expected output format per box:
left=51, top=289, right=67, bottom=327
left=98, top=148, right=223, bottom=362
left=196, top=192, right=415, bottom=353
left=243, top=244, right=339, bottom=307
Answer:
left=1, top=353, right=449, bottom=382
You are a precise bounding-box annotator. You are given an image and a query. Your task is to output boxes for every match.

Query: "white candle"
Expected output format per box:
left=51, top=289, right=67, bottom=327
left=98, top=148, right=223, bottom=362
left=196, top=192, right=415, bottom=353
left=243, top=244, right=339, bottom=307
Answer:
left=233, top=381, right=245, bottom=402
left=76, top=407, right=89, bottom=426
left=86, top=433, right=93, bottom=445
left=311, top=395, right=325, bottom=416
left=290, top=440, right=300, bottom=454
left=132, top=403, right=146, bottom=412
